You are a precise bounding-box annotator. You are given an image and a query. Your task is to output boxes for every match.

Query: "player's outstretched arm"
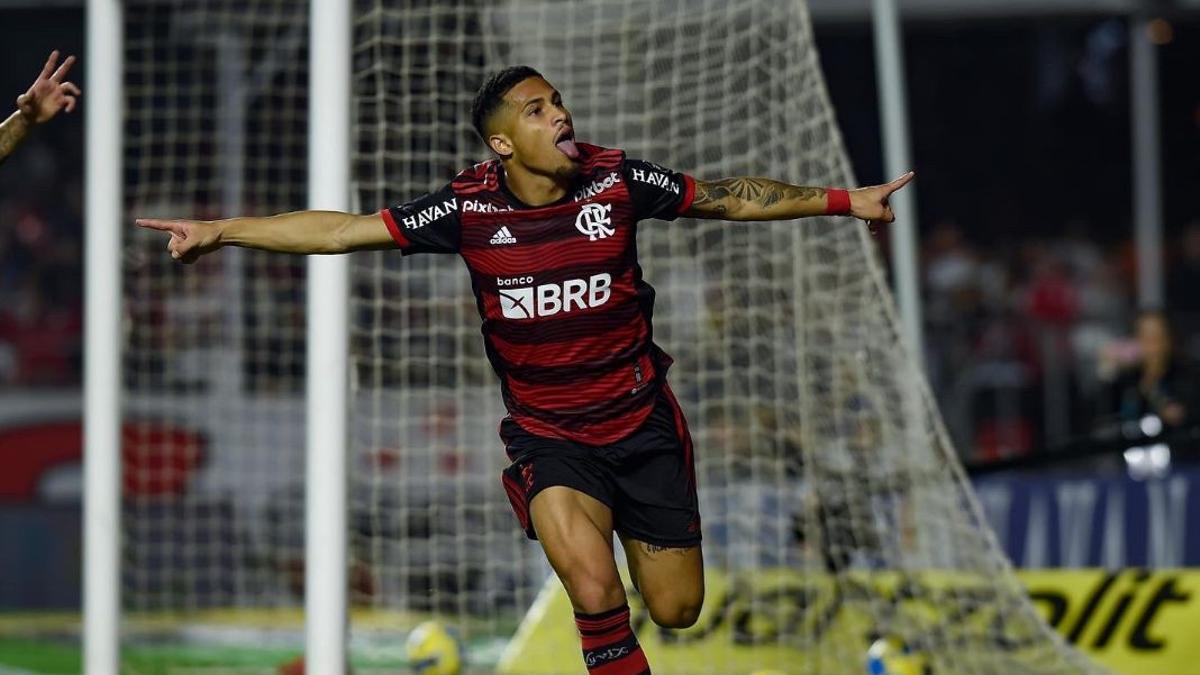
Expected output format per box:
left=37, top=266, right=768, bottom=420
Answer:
left=0, top=50, right=80, bottom=165
left=683, top=171, right=914, bottom=223
left=136, top=210, right=395, bottom=264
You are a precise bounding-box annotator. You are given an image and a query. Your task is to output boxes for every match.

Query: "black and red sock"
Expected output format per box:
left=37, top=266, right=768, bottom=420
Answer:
left=574, top=604, right=651, bottom=674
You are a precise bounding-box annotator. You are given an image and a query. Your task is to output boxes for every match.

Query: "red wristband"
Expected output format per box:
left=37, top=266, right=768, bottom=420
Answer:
left=825, top=188, right=851, bottom=216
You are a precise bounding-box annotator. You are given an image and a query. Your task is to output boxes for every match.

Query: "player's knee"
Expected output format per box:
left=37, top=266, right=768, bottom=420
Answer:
left=561, top=570, right=625, bottom=614
left=646, top=595, right=703, bottom=629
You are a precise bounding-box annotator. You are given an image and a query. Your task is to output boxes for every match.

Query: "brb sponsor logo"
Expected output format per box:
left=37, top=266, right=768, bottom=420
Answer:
left=497, top=273, right=611, bottom=319
left=576, top=202, right=615, bottom=241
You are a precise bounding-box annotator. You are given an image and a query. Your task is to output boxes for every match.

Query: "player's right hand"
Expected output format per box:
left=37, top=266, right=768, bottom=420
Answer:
left=136, top=218, right=223, bottom=264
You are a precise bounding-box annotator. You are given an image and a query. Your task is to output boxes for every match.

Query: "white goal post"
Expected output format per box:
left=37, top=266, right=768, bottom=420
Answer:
left=83, top=0, right=123, bottom=673
left=305, top=0, right=351, bottom=672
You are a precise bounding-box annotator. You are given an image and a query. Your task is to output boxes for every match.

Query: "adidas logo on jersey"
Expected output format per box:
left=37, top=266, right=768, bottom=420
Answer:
left=489, top=226, right=517, bottom=245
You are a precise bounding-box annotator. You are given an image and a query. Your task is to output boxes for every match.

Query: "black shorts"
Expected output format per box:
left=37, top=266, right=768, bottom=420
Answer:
left=499, top=384, right=701, bottom=549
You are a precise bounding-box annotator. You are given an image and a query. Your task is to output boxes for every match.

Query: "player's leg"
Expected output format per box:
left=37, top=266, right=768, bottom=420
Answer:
left=610, top=383, right=705, bottom=629
left=529, top=486, right=624, bottom=613
left=529, top=487, right=652, bottom=675
left=620, top=536, right=705, bottom=629
left=502, top=444, right=652, bottom=674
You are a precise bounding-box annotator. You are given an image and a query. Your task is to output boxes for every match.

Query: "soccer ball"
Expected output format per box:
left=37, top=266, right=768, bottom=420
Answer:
left=406, top=620, right=464, bottom=675
left=866, top=636, right=927, bottom=675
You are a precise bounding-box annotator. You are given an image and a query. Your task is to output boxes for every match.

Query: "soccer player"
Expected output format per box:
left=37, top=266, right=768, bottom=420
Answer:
left=138, top=66, right=913, bottom=674
left=0, top=50, right=80, bottom=165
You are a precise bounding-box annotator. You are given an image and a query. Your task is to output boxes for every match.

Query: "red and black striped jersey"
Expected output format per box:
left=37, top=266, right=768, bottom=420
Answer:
left=380, top=143, right=696, bottom=445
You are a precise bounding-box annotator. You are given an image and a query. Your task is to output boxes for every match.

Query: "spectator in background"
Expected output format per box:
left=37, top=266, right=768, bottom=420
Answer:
left=1057, top=219, right=1104, bottom=282
left=1023, top=243, right=1079, bottom=329
left=1072, top=254, right=1130, bottom=400
left=922, top=220, right=982, bottom=390
left=1106, top=310, right=1199, bottom=429
left=924, top=220, right=981, bottom=324
left=1167, top=221, right=1200, bottom=364
left=1167, top=220, right=1200, bottom=315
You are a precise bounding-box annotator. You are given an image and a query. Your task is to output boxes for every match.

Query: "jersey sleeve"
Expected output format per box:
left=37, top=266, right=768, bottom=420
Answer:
left=621, top=158, right=697, bottom=222
left=378, top=182, right=461, bottom=255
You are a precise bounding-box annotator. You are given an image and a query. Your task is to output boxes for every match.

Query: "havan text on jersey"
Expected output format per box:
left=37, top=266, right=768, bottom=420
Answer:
left=400, top=197, right=457, bottom=229
left=629, top=167, right=681, bottom=194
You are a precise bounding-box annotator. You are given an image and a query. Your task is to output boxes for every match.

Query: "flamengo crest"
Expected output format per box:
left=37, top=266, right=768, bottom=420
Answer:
left=575, top=203, right=615, bottom=241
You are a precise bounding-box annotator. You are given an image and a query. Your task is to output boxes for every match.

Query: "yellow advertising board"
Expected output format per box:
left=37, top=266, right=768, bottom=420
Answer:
left=1022, top=568, right=1199, bottom=675
left=496, top=568, right=1200, bottom=675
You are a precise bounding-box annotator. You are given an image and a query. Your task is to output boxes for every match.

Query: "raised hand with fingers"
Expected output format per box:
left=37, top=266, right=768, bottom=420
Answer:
left=136, top=218, right=224, bottom=264
left=848, top=171, right=915, bottom=224
left=17, top=50, right=81, bottom=125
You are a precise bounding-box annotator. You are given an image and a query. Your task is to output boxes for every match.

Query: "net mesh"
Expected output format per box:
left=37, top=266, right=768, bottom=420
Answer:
left=117, top=0, right=1102, bottom=672
left=350, top=0, right=1100, bottom=673
left=122, top=0, right=310, bottom=634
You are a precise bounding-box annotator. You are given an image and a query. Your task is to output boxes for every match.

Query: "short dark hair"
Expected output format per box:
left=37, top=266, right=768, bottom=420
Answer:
left=471, top=66, right=544, bottom=143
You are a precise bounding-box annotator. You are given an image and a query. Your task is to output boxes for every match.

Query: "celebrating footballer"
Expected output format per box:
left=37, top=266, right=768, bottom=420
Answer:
left=138, top=66, right=913, bottom=674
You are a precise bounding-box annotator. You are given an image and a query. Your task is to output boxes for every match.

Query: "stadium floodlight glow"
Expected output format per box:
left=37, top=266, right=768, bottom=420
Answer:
left=1125, top=444, right=1172, bottom=480
left=1139, top=413, right=1163, bottom=437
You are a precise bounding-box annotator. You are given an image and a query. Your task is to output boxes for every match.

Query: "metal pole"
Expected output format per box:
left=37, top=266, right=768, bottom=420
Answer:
left=871, top=0, right=924, bottom=368
left=1130, top=15, right=1163, bottom=309
left=216, top=32, right=247, bottom=399
left=84, top=0, right=123, bottom=671
left=306, top=0, right=351, bottom=671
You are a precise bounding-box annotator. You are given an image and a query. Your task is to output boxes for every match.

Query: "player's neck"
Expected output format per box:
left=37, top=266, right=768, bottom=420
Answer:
left=501, top=163, right=570, bottom=207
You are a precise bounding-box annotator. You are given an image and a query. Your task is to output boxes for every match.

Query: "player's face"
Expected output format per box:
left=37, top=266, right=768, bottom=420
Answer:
left=494, top=77, right=580, bottom=179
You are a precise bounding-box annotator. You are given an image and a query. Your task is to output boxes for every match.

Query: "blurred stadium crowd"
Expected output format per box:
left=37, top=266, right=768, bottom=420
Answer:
left=0, top=133, right=83, bottom=388
left=921, top=217, right=1200, bottom=459
left=5, top=139, right=1200, bottom=463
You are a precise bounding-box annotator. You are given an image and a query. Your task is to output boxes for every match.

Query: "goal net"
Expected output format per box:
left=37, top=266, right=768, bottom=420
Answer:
left=122, top=0, right=312, bottom=664
left=116, top=0, right=1102, bottom=672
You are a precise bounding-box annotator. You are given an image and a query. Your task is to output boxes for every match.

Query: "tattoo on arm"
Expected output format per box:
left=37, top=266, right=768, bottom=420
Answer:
left=690, top=180, right=734, bottom=216
left=0, top=112, right=31, bottom=165
left=689, top=177, right=825, bottom=220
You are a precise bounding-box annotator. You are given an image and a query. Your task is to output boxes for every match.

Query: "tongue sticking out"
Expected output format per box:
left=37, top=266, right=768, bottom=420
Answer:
left=555, top=139, right=580, bottom=160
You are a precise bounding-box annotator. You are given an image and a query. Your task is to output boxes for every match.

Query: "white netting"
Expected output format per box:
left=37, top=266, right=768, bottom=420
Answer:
left=122, top=0, right=311, bottom=644
left=118, top=0, right=1101, bottom=672
left=350, top=0, right=1101, bottom=673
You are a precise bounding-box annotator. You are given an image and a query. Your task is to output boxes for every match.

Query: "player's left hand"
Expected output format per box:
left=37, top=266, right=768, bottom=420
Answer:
left=16, top=51, right=81, bottom=125
left=848, top=171, right=914, bottom=224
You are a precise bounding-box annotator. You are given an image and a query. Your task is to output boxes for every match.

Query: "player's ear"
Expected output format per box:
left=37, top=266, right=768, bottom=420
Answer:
left=487, top=132, right=514, bottom=159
